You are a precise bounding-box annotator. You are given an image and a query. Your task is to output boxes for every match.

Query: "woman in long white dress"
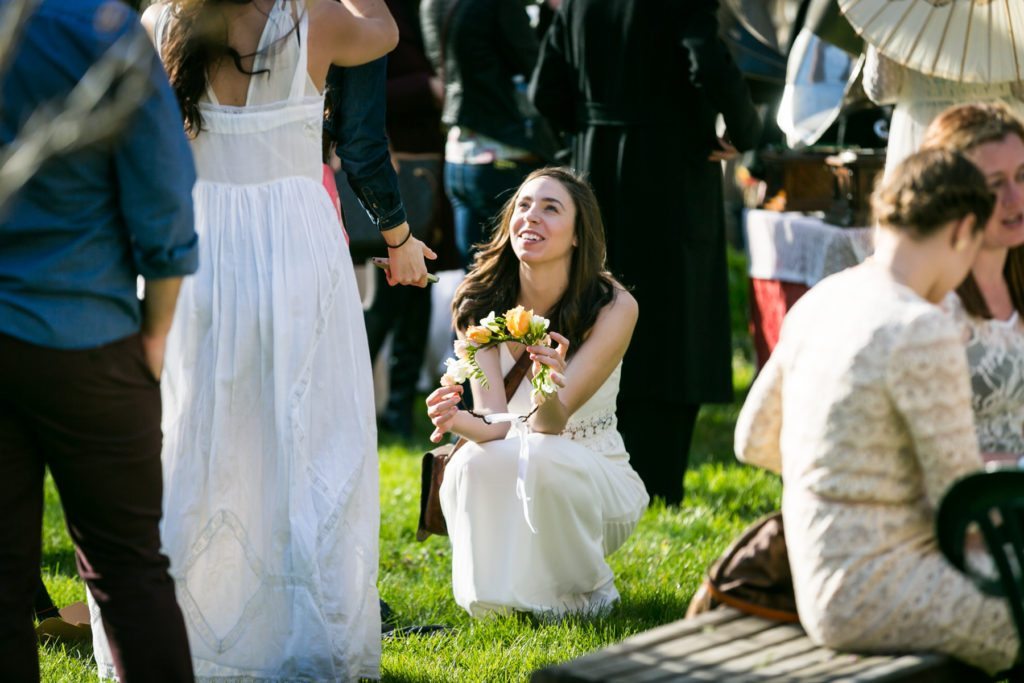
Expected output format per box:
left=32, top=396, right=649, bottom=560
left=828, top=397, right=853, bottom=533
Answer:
left=89, top=1, right=431, bottom=679
left=424, top=168, right=649, bottom=617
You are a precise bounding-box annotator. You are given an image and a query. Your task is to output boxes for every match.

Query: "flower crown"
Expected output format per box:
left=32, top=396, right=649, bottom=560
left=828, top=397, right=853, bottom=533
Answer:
left=442, top=306, right=557, bottom=398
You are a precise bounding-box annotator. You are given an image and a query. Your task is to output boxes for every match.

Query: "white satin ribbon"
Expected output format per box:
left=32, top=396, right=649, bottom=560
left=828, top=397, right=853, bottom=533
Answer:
left=483, top=412, right=537, bottom=534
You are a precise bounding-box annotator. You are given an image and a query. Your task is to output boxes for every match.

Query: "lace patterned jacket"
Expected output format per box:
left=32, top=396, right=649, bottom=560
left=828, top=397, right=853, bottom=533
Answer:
left=735, top=264, right=1016, bottom=675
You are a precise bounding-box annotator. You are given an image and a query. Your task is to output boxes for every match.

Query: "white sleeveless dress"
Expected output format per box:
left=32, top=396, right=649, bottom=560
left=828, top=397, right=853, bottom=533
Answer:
left=90, top=4, right=380, bottom=680
left=440, top=346, right=649, bottom=617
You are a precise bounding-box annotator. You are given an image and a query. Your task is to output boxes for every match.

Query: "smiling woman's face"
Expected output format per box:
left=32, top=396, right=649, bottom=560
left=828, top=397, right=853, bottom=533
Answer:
left=509, top=176, right=577, bottom=265
left=966, top=133, right=1024, bottom=249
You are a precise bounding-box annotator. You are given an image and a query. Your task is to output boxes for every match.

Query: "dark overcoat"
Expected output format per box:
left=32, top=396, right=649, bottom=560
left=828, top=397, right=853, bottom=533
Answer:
left=531, top=0, right=762, bottom=405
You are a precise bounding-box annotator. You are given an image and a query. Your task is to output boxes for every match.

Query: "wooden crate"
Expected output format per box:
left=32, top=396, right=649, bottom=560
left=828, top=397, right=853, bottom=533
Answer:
left=825, top=150, right=886, bottom=227
left=760, top=150, right=837, bottom=214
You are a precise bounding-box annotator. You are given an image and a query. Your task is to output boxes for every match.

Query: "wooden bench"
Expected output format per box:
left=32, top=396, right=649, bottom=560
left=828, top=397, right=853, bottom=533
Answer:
left=531, top=607, right=989, bottom=682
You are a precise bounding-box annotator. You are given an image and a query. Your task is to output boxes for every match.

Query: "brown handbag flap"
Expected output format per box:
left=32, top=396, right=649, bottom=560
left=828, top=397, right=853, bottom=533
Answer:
left=697, top=511, right=799, bottom=622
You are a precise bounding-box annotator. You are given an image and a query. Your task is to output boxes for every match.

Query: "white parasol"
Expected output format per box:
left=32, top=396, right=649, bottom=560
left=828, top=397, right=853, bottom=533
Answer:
left=837, top=0, right=1024, bottom=84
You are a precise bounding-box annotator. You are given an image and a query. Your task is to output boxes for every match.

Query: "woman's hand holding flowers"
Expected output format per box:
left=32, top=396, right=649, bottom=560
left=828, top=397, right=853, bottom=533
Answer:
left=527, top=331, right=568, bottom=405
left=439, top=306, right=560, bottom=401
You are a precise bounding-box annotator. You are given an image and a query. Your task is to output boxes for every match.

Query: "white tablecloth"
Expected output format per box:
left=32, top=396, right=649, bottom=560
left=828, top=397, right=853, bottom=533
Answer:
left=744, top=209, right=874, bottom=286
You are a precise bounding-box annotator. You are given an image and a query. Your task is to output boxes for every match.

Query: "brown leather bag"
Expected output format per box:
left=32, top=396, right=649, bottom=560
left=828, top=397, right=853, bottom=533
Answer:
left=685, top=511, right=799, bottom=623
left=416, top=351, right=533, bottom=541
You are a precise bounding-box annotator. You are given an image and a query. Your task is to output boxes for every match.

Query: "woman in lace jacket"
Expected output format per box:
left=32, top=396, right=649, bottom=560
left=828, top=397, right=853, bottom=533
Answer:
left=864, top=46, right=1024, bottom=178
left=736, top=149, right=1018, bottom=674
left=423, top=167, right=648, bottom=617
left=921, top=104, right=1024, bottom=461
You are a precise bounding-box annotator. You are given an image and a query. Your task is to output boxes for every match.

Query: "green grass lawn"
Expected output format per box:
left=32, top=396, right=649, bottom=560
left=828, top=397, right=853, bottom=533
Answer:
left=38, top=250, right=780, bottom=681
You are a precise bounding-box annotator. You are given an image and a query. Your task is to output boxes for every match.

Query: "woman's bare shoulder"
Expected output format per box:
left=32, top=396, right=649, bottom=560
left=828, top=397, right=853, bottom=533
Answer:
left=307, top=0, right=398, bottom=67
left=140, top=2, right=167, bottom=42
left=580, top=284, right=637, bottom=349
left=601, top=285, right=638, bottom=326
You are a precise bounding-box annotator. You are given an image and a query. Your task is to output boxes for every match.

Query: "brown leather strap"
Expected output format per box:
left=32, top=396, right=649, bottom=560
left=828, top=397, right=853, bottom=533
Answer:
left=502, top=349, right=533, bottom=402
left=704, top=580, right=801, bottom=624
left=449, top=347, right=533, bottom=453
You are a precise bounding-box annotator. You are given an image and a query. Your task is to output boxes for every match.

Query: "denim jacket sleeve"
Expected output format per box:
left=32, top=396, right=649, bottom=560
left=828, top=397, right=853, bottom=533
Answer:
left=115, top=21, right=198, bottom=279
left=324, top=58, right=408, bottom=231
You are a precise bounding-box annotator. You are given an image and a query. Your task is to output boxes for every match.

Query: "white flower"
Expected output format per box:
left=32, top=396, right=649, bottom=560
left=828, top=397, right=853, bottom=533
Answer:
left=539, top=372, right=558, bottom=395
left=444, top=357, right=474, bottom=384
left=530, top=371, right=559, bottom=404
left=454, top=339, right=470, bottom=359
left=480, top=311, right=501, bottom=332
left=529, top=314, right=550, bottom=337
left=440, top=374, right=457, bottom=387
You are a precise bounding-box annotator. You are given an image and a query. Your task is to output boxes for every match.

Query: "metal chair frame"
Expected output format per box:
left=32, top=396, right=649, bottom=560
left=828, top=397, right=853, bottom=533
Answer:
left=936, top=469, right=1024, bottom=665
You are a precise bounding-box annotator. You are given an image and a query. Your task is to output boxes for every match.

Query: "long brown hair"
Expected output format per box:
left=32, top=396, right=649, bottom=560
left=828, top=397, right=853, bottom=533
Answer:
left=161, top=0, right=300, bottom=136
left=922, top=102, right=1024, bottom=319
left=451, top=167, right=617, bottom=355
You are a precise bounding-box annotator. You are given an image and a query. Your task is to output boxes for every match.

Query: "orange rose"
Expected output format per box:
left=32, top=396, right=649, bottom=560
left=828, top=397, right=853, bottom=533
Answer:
left=466, top=325, right=492, bottom=345
left=504, top=305, right=532, bottom=337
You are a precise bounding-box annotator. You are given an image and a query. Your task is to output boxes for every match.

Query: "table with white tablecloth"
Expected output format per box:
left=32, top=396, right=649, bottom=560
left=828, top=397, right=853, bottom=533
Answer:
left=744, top=209, right=874, bottom=367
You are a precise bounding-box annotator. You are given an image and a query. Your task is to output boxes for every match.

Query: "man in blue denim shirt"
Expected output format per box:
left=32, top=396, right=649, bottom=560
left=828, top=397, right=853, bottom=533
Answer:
left=0, top=2, right=195, bottom=680
left=326, top=58, right=435, bottom=284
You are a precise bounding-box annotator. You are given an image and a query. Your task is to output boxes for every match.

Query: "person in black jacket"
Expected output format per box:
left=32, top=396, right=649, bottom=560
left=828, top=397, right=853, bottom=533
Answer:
left=531, top=0, right=762, bottom=505
left=421, top=0, right=556, bottom=267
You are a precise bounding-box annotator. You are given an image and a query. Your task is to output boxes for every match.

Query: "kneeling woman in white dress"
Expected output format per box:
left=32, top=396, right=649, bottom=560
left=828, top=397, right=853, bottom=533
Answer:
left=425, top=167, right=649, bottom=618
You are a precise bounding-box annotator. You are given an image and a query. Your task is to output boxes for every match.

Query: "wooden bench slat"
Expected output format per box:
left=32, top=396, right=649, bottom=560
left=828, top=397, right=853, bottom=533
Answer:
left=532, top=607, right=746, bottom=682
left=531, top=608, right=972, bottom=683
left=798, top=654, right=918, bottom=681
left=602, top=623, right=807, bottom=683
left=584, top=606, right=744, bottom=656
left=683, top=633, right=823, bottom=681
left=567, top=613, right=780, bottom=680
left=732, top=641, right=842, bottom=680
left=827, top=653, right=974, bottom=683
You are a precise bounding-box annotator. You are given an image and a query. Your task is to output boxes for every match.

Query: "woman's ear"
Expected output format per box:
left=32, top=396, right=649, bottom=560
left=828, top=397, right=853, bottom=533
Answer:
left=951, top=215, right=977, bottom=252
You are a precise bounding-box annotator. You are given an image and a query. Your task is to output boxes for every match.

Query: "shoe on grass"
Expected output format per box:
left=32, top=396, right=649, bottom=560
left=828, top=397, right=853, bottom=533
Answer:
left=36, top=602, right=91, bottom=643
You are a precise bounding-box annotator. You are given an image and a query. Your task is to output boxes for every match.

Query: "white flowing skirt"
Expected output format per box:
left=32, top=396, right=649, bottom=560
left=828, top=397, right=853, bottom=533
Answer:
left=92, top=177, right=380, bottom=681
left=440, top=432, right=647, bottom=618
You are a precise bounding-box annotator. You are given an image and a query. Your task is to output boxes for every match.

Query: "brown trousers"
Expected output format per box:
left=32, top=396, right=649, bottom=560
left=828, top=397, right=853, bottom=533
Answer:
left=0, top=332, right=193, bottom=682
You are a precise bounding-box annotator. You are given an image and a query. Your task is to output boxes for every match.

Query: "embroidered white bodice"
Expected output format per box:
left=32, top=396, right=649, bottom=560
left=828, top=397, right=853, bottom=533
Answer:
left=944, top=293, right=1024, bottom=454
left=500, top=345, right=627, bottom=458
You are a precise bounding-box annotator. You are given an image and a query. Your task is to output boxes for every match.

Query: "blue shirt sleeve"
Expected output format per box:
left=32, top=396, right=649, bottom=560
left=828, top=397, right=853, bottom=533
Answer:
left=114, top=33, right=198, bottom=280
left=326, top=57, right=408, bottom=231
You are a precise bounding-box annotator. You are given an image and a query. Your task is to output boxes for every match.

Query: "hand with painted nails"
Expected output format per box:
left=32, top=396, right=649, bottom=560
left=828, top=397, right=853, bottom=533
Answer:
left=425, top=383, right=464, bottom=443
